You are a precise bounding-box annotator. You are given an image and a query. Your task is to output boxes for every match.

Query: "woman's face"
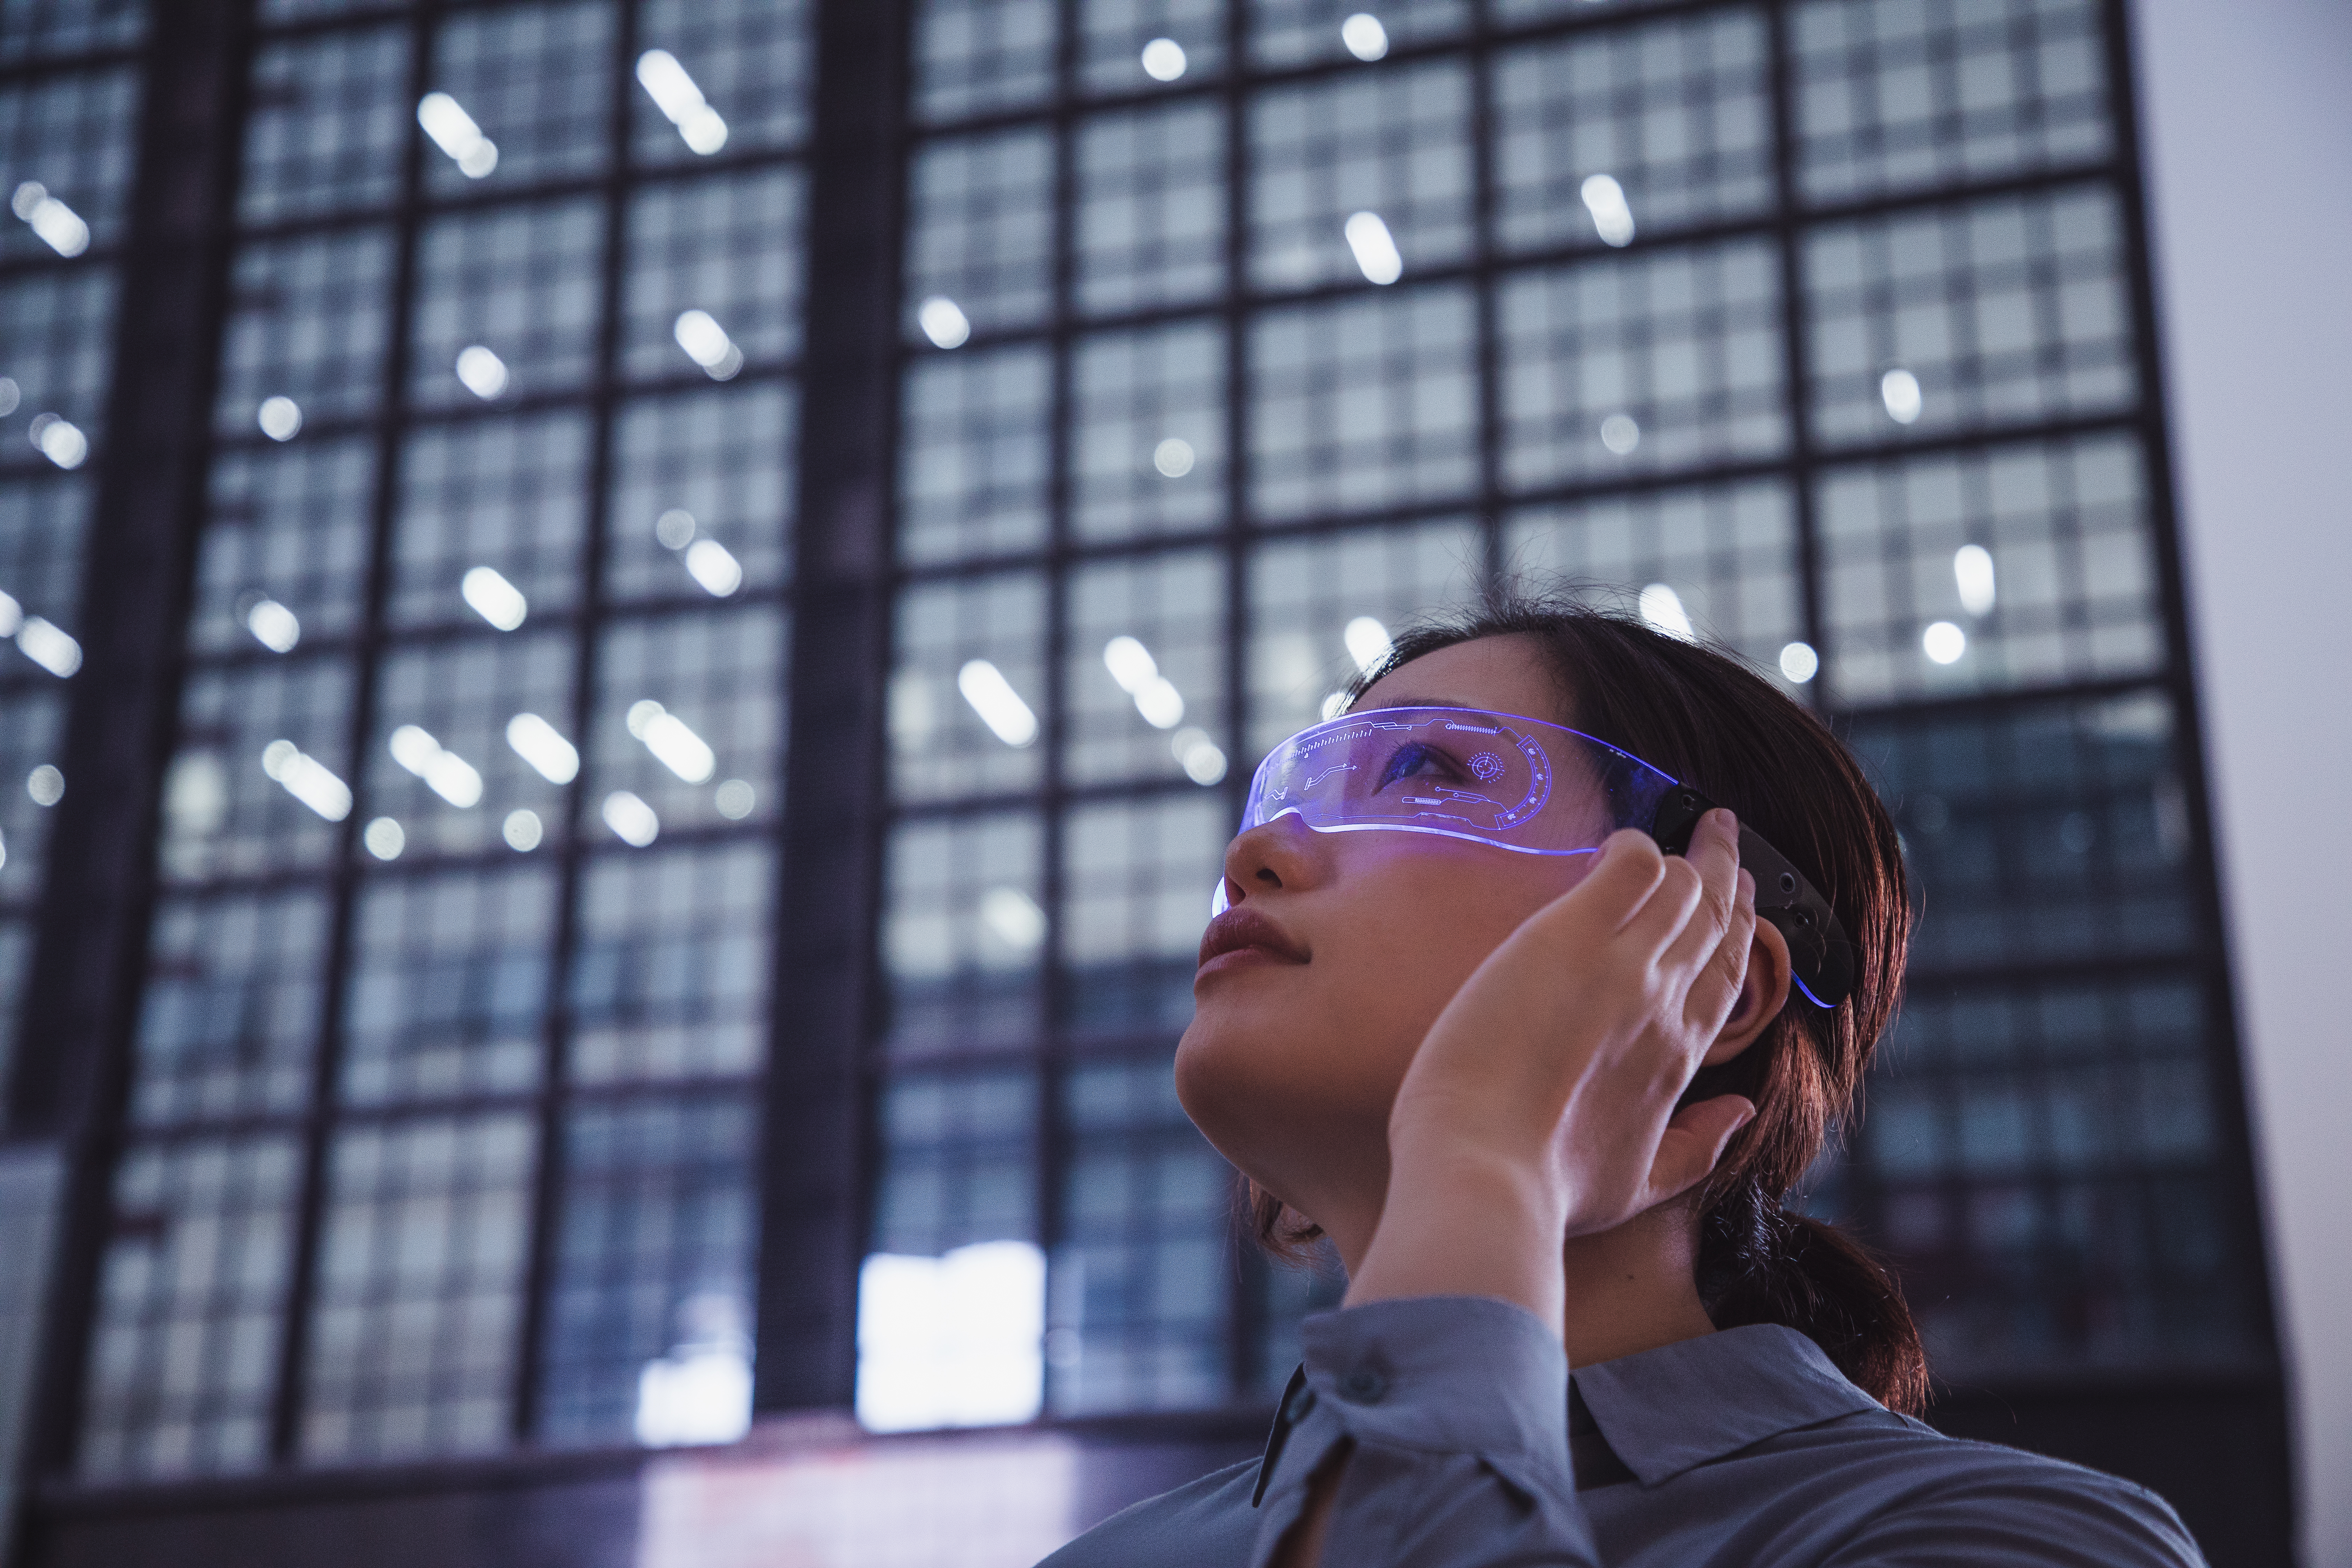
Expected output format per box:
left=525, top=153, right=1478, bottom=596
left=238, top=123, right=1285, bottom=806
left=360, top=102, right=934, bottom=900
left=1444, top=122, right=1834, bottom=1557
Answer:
left=1174, top=634, right=1604, bottom=1224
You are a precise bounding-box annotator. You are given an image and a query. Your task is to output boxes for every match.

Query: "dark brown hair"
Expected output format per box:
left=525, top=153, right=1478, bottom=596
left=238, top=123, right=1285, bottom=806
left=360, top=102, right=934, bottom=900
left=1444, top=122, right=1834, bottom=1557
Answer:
left=1246, top=594, right=1928, bottom=1414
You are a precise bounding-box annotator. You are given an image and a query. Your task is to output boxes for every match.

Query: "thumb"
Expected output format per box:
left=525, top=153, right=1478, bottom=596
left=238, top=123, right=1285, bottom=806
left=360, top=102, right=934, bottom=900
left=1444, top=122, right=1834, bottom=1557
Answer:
left=1644, top=1094, right=1757, bottom=1207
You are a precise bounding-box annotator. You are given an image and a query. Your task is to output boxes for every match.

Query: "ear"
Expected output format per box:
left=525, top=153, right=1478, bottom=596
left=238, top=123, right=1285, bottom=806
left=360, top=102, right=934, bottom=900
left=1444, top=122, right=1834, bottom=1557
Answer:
left=1702, top=917, right=1793, bottom=1068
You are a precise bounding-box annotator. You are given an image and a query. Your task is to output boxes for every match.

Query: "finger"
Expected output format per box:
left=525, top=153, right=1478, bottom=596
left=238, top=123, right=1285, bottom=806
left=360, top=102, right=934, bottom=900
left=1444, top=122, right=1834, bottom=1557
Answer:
left=1555, top=828, right=1667, bottom=931
left=1683, top=869, right=1758, bottom=1036
left=1658, top=810, right=1742, bottom=979
left=1643, top=1094, right=1757, bottom=1208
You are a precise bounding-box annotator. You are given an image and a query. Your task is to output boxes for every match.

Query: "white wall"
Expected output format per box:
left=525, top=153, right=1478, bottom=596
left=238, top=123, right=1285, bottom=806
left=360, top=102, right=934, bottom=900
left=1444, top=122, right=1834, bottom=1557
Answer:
left=2132, top=5, right=2352, bottom=1565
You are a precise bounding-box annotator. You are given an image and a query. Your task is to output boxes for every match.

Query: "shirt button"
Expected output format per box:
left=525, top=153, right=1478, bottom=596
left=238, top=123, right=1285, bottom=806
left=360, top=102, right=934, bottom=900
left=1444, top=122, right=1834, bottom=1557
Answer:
left=1339, top=1368, right=1387, bottom=1404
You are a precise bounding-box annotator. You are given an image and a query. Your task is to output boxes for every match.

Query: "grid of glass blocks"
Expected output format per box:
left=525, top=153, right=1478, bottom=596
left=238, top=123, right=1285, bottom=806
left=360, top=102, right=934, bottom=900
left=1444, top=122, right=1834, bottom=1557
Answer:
left=0, top=35, right=138, bottom=1105
left=66, top=0, right=811, bottom=1478
left=873, top=0, right=2264, bottom=1430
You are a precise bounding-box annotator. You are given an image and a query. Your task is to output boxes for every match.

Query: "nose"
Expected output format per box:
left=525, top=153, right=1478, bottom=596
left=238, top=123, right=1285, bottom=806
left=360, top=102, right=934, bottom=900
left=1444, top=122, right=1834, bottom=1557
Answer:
left=1219, top=812, right=1326, bottom=907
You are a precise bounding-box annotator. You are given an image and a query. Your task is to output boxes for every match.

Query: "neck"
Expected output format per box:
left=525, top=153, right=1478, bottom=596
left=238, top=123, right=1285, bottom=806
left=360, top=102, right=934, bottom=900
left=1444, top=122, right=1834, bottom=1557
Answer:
left=1321, top=1192, right=1716, bottom=1368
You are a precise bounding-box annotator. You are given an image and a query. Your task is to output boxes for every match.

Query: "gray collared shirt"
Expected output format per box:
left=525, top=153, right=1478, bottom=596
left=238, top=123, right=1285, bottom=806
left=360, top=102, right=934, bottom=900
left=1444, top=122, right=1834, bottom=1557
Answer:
left=1039, top=1296, right=2204, bottom=1568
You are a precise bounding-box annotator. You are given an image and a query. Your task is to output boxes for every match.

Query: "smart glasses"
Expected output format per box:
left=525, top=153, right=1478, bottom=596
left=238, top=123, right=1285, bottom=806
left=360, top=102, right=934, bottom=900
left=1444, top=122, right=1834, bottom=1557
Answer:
left=1232, top=706, right=1855, bottom=1008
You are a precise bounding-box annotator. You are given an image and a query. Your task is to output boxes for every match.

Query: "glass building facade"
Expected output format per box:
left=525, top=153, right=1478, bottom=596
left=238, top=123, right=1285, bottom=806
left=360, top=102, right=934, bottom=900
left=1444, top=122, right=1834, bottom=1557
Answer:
left=0, top=0, right=2279, bottom=1553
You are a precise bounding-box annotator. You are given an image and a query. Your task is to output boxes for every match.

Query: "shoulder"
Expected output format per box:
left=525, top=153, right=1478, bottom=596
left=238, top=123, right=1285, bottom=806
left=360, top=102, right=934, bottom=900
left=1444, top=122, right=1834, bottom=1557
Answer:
left=1762, top=1411, right=2205, bottom=1566
left=1032, top=1457, right=1262, bottom=1568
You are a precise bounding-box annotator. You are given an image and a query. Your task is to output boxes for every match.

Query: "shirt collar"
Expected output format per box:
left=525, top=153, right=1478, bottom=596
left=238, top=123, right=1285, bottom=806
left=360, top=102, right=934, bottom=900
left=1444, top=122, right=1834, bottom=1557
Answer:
left=1569, top=1323, right=1882, bottom=1486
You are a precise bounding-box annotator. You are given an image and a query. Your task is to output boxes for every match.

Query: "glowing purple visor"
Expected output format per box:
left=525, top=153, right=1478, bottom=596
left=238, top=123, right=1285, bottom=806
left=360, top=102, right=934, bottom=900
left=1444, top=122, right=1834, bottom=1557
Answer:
left=1234, top=706, right=1855, bottom=1007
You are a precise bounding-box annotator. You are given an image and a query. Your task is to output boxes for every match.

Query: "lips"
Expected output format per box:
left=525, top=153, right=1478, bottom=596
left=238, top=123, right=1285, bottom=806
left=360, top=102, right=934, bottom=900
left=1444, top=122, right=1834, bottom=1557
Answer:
left=1197, top=905, right=1309, bottom=970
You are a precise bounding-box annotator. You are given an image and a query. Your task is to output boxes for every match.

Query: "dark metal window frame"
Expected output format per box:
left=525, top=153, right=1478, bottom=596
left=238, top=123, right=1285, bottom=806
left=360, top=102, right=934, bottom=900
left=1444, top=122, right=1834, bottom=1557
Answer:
left=2, top=0, right=2284, bottom=1545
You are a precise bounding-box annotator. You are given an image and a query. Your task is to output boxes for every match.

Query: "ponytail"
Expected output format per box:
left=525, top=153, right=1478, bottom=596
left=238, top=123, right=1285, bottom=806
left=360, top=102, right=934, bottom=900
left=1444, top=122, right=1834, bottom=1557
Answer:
left=1696, top=1178, right=1927, bottom=1415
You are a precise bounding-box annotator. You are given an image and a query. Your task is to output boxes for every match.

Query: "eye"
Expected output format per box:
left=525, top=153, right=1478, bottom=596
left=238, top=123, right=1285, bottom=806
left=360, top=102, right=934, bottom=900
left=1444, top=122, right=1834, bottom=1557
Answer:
left=1375, top=741, right=1458, bottom=791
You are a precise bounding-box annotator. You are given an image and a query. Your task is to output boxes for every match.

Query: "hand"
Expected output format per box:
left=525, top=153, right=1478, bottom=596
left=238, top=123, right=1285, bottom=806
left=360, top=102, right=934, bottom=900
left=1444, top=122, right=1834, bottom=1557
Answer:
left=1345, top=809, right=1760, bottom=1327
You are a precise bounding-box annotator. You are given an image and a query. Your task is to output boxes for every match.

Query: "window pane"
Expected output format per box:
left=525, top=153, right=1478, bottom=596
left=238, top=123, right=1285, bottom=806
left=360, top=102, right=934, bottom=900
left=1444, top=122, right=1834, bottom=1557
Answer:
left=1248, top=0, right=1467, bottom=69
left=588, top=606, right=786, bottom=838
left=163, top=657, right=358, bottom=885
left=1821, top=433, right=2162, bottom=704
left=1806, top=185, right=2136, bottom=448
left=631, top=0, right=812, bottom=166
left=1070, top=320, right=1226, bottom=543
left=872, top=1068, right=1039, bottom=1255
left=424, top=1, right=613, bottom=198
left=1793, top=0, right=2111, bottom=204
left=905, top=127, right=1057, bottom=341
left=133, top=888, right=328, bottom=1127
left=884, top=811, right=1044, bottom=1058
left=1062, top=794, right=1224, bottom=1042
left=570, top=841, right=775, bottom=1085
left=79, top=1135, right=300, bottom=1481
left=892, top=573, right=1048, bottom=803
left=608, top=383, right=795, bottom=606
left=392, top=410, right=593, bottom=629
left=899, top=344, right=1051, bottom=564
left=195, top=438, right=374, bottom=656
left=624, top=165, right=806, bottom=382
left=0, top=65, right=138, bottom=258
left=912, top=0, right=1057, bottom=126
left=1247, top=518, right=1484, bottom=754
left=240, top=26, right=408, bottom=225
left=410, top=198, right=606, bottom=411
left=1505, top=479, right=1802, bottom=681
left=366, top=630, right=577, bottom=860
left=217, top=229, right=396, bottom=436
left=302, top=1113, right=536, bottom=1462
left=1075, top=101, right=1225, bottom=317
left=1249, top=284, right=1478, bottom=522
left=1079, top=0, right=1226, bottom=97
left=1499, top=239, right=1786, bottom=489
left=1250, top=59, right=1472, bottom=292
left=1064, top=550, right=1227, bottom=789
left=0, top=688, right=66, bottom=904
left=1493, top=9, right=1772, bottom=255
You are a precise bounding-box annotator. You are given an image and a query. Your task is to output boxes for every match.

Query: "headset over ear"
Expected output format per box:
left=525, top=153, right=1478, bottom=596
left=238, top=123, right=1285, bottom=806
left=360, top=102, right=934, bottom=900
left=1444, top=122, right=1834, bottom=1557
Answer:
left=1647, top=786, right=1856, bottom=1009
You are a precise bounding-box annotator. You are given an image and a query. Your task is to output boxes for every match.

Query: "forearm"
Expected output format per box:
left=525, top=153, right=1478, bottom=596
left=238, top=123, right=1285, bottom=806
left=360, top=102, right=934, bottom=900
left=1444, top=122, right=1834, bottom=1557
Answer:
left=1345, top=1130, right=1566, bottom=1332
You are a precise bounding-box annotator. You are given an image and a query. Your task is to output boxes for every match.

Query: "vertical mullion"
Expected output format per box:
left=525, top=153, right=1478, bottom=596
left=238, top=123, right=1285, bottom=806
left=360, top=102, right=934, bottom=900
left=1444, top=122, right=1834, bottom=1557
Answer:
left=1217, top=0, right=1260, bottom=1405
left=266, top=0, right=437, bottom=1466
left=1764, top=0, right=1827, bottom=708
left=509, top=0, right=637, bottom=1445
left=1035, top=0, right=1079, bottom=1410
left=1470, top=0, right=1503, bottom=595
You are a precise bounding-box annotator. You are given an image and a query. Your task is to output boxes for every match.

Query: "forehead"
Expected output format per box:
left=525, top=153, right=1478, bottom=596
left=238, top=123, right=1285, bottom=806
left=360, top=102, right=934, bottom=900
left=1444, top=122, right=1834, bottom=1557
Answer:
left=1357, top=635, right=1569, bottom=726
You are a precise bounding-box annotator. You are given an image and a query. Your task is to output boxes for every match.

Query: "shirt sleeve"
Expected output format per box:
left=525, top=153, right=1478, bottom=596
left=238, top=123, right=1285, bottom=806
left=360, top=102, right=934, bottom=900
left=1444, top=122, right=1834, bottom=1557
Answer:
left=1249, top=1295, right=1599, bottom=1568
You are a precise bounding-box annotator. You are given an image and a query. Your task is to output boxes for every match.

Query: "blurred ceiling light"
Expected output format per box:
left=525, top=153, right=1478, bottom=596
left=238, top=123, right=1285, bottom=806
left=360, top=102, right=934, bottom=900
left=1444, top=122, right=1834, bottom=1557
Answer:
left=246, top=597, right=301, bottom=653
left=636, top=49, right=728, bottom=154
left=16, top=616, right=80, bottom=676
left=26, top=764, right=63, bottom=807
left=1600, top=413, right=1640, bottom=455
left=958, top=659, right=1038, bottom=747
left=1922, top=620, right=1966, bottom=664
left=1153, top=437, right=1195, bottom=478
left=387, top=723, right=484, bottom=807
left=1638, top=582, right=1694, bottom=640
left=917, top=295, right=971, bottom=350
left=980, top=886, right=1046, bottom=953
left=261, top=740, right=351, bottom=821
left=855, top=1241, right=1046, bottom=1433
left=673, top=308, right=744, bottom=379
left=503, top=808, right=543, bottom=851
left=1580, top=174, right=1635, bottom=247
left=0, top=589, right=19, bottom=637
left=28, top=413, right=87, bottom=469
left=1343, top=615, right=1391, bottom=677
left=1881, top=368, right=1923, bottom=425
left=1139, top=37, right=1187, bottom=80
left=363, top=816, right=405, bottom=860
left=603, top=789, right=660, bottom=847
left=634, top=703, right=717, bottom=783
left=1134, top=676, right=1184, bottom=729
left=1343, top=211, right=1402, bottom=286
left=1172, top=726, right=1227, bottom=785
left=0, top=378, right=18, bottom=416
left=1953, top=543, right=1996, bottom=616
left=714, top=778, right=755, bottom=819
left=505, top=711, right=581, bottom=784
left=654, top=507, right=697, bottom=550
left=461, top=564, right=528, bottom=630
left=1103, top=636, right=1157, bottom=698
left=1340, top=13, right=1389, bottom=59
left=1320, top=691, right=1351, bottom=721
left=455, top=344, right=509, bottom=400
left=257, top=395, right=302, bottom=441
left=684, top=537, right=742, bottom=596
left=11, top=182, right=88, bottom=257
left=416, top=92, right=498, bottom=177
left=1778, top=640, right=1820, bottom=684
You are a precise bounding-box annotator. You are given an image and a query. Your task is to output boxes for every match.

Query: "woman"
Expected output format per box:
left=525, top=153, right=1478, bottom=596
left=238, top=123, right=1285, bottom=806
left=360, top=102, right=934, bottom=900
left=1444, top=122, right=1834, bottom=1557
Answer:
left=1041, top=600, right=2202, bottom=1568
